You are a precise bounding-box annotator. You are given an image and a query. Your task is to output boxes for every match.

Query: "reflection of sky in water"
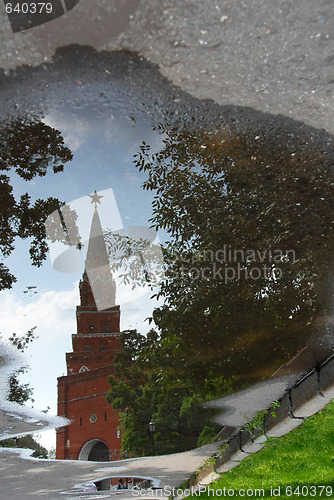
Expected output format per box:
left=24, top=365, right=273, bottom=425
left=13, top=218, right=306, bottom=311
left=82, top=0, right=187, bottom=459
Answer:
left=2, top=100, right=334, bottom=450
left=7, top=106, right=165, bottom=290
left=16, top=105, right=163, bottom=224
left=47, top=187, right=165, bottom=307
left=0, top=107, right=165, bottom=438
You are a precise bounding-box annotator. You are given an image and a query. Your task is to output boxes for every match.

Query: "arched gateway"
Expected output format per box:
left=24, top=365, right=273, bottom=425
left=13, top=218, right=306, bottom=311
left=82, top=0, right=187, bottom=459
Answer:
left=78, top=439, right=110, bottom=462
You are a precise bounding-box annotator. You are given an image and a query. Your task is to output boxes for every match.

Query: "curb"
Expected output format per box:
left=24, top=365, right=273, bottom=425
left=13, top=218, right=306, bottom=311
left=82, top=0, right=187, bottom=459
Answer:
left=190, top=353, right=334, bottom=489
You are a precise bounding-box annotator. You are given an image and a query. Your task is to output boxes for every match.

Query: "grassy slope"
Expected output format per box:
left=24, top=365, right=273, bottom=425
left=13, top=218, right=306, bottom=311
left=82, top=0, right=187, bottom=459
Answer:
left=193, top=399, right=334, bottom=499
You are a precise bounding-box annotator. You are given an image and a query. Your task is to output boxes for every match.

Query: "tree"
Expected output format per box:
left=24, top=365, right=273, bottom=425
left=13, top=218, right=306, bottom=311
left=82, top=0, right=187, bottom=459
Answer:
left=109, top=125, right=334, bottom=456
left=107, top=330, right=229, bottom=456
left=0, top=328, right=48, bottom=459
left=6, top=327, right=37, bottom=405
left=133, top=125, right=334, bottom=383
left=0, top=117, right=75, bottom=290
left=0, top=117, right=78, bottom=458
left=103, top=229, right=165, bottom=289
left=0, top=435, right=48, bottom=459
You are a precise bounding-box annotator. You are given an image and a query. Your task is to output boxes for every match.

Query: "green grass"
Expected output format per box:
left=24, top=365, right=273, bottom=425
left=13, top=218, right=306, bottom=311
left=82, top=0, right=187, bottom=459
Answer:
left=191, top=399, right=334, bottom=499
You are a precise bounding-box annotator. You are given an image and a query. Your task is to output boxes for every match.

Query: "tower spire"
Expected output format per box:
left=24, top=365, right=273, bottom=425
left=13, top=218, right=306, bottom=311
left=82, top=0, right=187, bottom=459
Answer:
left=81, top=191, right=116, bottom=310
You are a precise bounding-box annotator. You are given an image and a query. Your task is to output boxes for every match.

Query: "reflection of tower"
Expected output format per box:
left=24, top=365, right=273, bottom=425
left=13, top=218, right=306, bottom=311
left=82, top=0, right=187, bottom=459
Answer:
left=56, top=192, right=122, bottom=461
left=83, top=191, right=116, bottom=311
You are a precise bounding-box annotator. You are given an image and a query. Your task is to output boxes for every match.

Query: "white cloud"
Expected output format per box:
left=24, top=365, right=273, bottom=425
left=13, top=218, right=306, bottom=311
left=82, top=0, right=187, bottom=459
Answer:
left=0, top=285, right=79, bottom=428
left=43, top=114, right=87, bottom=152
left=0, top=285, right=79, bottom=342
left=0, top=278, right=162, bottom=451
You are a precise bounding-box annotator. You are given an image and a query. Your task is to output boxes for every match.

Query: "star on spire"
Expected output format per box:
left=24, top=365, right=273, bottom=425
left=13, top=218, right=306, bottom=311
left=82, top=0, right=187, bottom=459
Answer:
left=88, top=190, right=103, bottom=209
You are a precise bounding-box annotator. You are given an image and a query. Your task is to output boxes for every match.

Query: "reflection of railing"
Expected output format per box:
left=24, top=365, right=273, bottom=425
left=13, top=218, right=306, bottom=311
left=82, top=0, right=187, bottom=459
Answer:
left=126, top=478, right=135, bottom=489
left=136, top=479, right=152, bottom=489
left=127, top=478, right=152, bottom=489
left=192, top=353, right=334, bottom=487
left=95, top=476, right=153, bottom=491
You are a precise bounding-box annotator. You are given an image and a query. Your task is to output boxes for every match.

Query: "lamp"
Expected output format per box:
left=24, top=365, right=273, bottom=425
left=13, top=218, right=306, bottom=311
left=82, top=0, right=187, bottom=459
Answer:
left=148, top=420, right=156, bottom=456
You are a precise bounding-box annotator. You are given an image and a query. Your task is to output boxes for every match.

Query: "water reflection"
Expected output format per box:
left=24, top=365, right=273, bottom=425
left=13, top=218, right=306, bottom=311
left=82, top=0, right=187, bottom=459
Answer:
left=0, top=104, right=165, bottom=311
left=0, top=117, right=73, bottom=290
left=134, top=124, right=334, bottom=386
left=2, top=110, right=333, bottom=385
left=1, top=56, right=334, bottom=455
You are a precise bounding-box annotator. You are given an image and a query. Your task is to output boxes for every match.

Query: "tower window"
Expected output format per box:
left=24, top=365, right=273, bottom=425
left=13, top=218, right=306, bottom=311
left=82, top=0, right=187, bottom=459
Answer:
left=104, top=412, right=107, bottom=422
left=89, top=324, right=94, bottom=332
left=104, top=322, right=109, bottom=331
left=80, top=417, right=82, bottom=426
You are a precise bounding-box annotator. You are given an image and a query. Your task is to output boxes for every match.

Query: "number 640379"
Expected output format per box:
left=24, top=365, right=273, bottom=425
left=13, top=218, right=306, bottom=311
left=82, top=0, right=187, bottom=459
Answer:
left=5, top=3, right=53, bottom=14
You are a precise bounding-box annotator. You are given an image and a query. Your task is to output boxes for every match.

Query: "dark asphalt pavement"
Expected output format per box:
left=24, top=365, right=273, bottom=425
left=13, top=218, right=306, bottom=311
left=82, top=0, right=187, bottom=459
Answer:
left=1, top=0, right=333, bottom=133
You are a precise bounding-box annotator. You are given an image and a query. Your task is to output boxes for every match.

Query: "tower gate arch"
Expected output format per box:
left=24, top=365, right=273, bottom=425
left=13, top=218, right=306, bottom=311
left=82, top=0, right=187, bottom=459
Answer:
left=78, top=439, right=110, bottom=461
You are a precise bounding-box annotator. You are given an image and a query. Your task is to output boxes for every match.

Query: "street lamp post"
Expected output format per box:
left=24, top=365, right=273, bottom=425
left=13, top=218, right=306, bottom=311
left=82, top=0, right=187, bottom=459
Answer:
left=148, top=420, right=156, bottom=456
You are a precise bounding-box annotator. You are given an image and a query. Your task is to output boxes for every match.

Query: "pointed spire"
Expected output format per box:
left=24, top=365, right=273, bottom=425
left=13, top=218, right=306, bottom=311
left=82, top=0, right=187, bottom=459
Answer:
left=85, top=207, right=109, bottom=271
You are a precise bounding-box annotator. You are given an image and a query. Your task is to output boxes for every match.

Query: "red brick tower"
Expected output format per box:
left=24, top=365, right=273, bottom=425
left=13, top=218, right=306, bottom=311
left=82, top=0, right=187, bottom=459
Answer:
left=56, top=193, right=122, bottom=461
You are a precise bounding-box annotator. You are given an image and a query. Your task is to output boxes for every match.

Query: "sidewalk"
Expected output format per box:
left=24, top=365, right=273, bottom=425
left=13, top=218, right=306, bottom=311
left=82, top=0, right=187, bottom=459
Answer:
left=0, top=442, right=220, bottom=499
left=1, top=354, right=333, bottom=499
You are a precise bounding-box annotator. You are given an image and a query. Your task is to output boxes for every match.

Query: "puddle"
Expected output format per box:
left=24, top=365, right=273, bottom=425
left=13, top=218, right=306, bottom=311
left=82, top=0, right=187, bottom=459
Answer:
left=62, top=475, right=155, bottom=495
left=139, top=122, right=334, bottom=384
left=0, top=45, right=334, bottom=454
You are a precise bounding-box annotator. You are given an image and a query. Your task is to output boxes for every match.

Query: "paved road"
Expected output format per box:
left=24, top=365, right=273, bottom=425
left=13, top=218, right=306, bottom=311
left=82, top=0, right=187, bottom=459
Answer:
left=0, top=442, right=220, bottom=499
left=0, top=0, right=333, bottom=134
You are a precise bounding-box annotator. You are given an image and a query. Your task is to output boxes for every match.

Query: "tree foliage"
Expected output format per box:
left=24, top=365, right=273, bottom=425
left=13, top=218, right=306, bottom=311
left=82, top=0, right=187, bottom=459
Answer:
left=0, top=117, right=74, bottom=290
left=103, top=229, right=165, bottom=289
left=0, top=328, right=48, bottom=458
left=109, top=125, right=334, bottom=455
left=107, top=330, right=229, bottom=456
left=4, top=327, right=37, bottom=405
left=8, top=327, right=36, bottom=352
left=106, top=119, right=334, bottom=457
left=133, top=125, right=334, bottom=380
left=0, top=434, right=48, bottom=459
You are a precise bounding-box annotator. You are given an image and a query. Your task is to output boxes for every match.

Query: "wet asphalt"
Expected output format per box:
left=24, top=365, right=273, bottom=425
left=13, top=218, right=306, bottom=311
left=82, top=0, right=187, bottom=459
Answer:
left=0, top=0, right=334, bottom=134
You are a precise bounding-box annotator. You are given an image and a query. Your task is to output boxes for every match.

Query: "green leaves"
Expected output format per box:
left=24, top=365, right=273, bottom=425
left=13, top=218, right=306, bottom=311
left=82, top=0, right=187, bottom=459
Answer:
left=8, top=327, right=37, bottom=352
left=1, top=327, right=37, bottom=406
left=132, top=123, right=334, bottom=382
left=107, top=329, right=224, bottom=456
left=114, top=122, right=334, bottom=456
left=0, top=119, right=72, bottom=180
left=0, top=118, right=73, bottom=289
left=0, top=435, right=48, bottom=459
left=102, top=230, right=165, bottom=290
